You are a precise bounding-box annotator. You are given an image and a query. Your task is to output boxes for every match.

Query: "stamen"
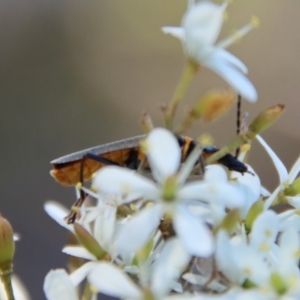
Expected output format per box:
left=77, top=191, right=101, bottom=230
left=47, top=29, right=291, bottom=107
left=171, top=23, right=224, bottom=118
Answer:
left=217, top=16, right=260, bottom=49
left=251, top=15, right=260, bottom=28
left=76, top=182, right=82, bottom=190
left=177, top=143, right=203, bottom=185
left=259, top=243, right=270, bottom=252
left=199, top=134, right=214, bottom=147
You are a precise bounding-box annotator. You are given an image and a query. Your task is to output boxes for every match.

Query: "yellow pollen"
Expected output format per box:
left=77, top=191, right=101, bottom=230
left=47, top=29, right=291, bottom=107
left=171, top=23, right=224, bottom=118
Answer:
left=130, top=203, right=138, bottom=212
left=241, top=143, right=251, bottom=153
left=140, top=139, right=150, bottom=153
left=232, top=30, right=242, bottom=43
left=265, top=229, right=273, bottom=238
left=283, top=181, right=289, bottom=189
left=198, top=133, right=214, bottom=147
left=259, top=243, right=270, bottom=252
left=289, top=274, right=298, bottom=288
left=90, top=185, right=97, bottom=192
left=146, top=202, right=154, bottom=209
left=71, top=206, right=80, bottom=213
left=251, top=16, right=260, bottom=28
left=243, top=267, right=252, bottom=275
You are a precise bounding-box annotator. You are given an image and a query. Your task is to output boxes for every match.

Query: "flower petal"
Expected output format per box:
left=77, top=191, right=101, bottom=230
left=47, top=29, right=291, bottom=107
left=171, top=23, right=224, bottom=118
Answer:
left=93, top=166, right=158, bottom=202
left=209, top=48, right=248, bottom=73
left=179, top=181, right=245, bottom=209
left=287, top=195, right=300, bottom=209
left=162, top=26, right=185, bottom=41
left=256, top=135, right=288, bottom=184
left=288, top=155, right=300, bottom=183
left=177, top=146, right=202, bottom=186
left=204, top=165, right=228, bottom=183
left=204, top=52, right=257, bottom=102
left=173, top=205, right=213, bottom=257
left=88, top=262, right=142, bottom=299
left=231, top=165, right=261, bottom=218
left=264, top=184, right=282, bottom=209
left=278, top=227, right=300, bottom=266
left=44, top=269, right=77, bottom=300
left=70, top=262, right=98, bottom=286
left=94, top=205, right=116, bottom=251
left=44, top=201, right=74, bottom=233
left=146, top=128, right=181, bottom=180
left=183, top=2, right=227, bottom=49
left=62, top=246, right=97, bottom=261
left=250, top=210, right=279, bottom=251
left=151, top=238, right=190, bottom=297
left=215, top=231, right=242, bottom=284
left=116, top=204, right=163, bottom=257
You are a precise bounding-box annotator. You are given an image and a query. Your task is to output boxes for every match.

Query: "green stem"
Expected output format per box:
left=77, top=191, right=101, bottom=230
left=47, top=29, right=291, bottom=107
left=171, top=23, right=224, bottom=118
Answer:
left=164, top=61, right=199, bottom=130
left=1, top=269, right=15, bottom=300
left=81, top=281, right=93, bottom=300
left=205, top=134, right=251, bottom=166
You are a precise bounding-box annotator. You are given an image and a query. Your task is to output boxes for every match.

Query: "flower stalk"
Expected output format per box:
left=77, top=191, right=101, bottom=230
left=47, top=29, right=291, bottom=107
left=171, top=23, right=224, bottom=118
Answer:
left=164, top=61, right=199, bottom=129
left=0, top=216, right=15, bottom=300
left=1, top=270, right=14, bottom=300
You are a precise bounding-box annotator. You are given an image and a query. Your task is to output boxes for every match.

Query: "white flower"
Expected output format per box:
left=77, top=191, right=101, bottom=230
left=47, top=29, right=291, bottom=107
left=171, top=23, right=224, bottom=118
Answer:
left=44, top=266, right=100, bottom=300
left=256, top=135, right=300, bottom=209
left=44, top=200, right=121, bottom=261
left=162, top=1, right=257, bottom=102
left=88, top=238, right=190, bottom=299
left=44, top=269, right=79, bottom=300
left=230, top=164, right=261, bottom=219
left=216, top=211, right=280, bottom=286
left=253, top=227, right=300, bottom=297
left=215, top=209, right=300, bottom=298
left=93, top=128, right=246, bottom=258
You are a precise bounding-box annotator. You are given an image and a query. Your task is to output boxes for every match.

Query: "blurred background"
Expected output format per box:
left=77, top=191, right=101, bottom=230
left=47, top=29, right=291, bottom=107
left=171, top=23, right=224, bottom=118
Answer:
left=0, top=0, right=299, bottom=298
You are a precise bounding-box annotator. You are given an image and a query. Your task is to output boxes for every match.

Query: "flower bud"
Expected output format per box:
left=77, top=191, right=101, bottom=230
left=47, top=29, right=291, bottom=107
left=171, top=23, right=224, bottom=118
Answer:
left=190, top=90, right=236, bottom=124
left=270, top=272, right=287, bottom=295
left=218, top=210, right=240, bottom=233
left=140, top=112, right=154, bottom=134
left=176, top=90, right=235, bottom=134
left=248, top=104, right=285, bottom=136
left=284, top=177, right=300, bottom=196
left=73, top=223, right=106, bottom=260
left=0, top=216, right=15, bottom=273
left=245, top=199, right=264, bottom=233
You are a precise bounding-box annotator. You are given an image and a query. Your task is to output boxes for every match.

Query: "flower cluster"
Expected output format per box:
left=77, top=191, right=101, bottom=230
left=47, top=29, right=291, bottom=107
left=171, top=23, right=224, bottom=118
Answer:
left=44, top=125, right=300, bottom=299
left=42, top=1, right=300, bottom=300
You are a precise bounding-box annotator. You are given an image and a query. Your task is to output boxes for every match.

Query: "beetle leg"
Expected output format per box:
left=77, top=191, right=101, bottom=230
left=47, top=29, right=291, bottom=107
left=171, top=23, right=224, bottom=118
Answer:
left=66, top=153, right=122, bottom=223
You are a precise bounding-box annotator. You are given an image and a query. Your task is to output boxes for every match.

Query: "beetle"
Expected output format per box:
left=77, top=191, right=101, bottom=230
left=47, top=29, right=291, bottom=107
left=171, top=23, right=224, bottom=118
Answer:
left=51, top=135, right=250, bottom=223
left=51, top=135, right=248, bottom=187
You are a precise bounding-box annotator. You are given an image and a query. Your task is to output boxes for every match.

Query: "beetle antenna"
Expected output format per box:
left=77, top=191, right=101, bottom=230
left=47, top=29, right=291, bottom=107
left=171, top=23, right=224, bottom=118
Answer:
left=235, top=94, right=242, bottom=158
